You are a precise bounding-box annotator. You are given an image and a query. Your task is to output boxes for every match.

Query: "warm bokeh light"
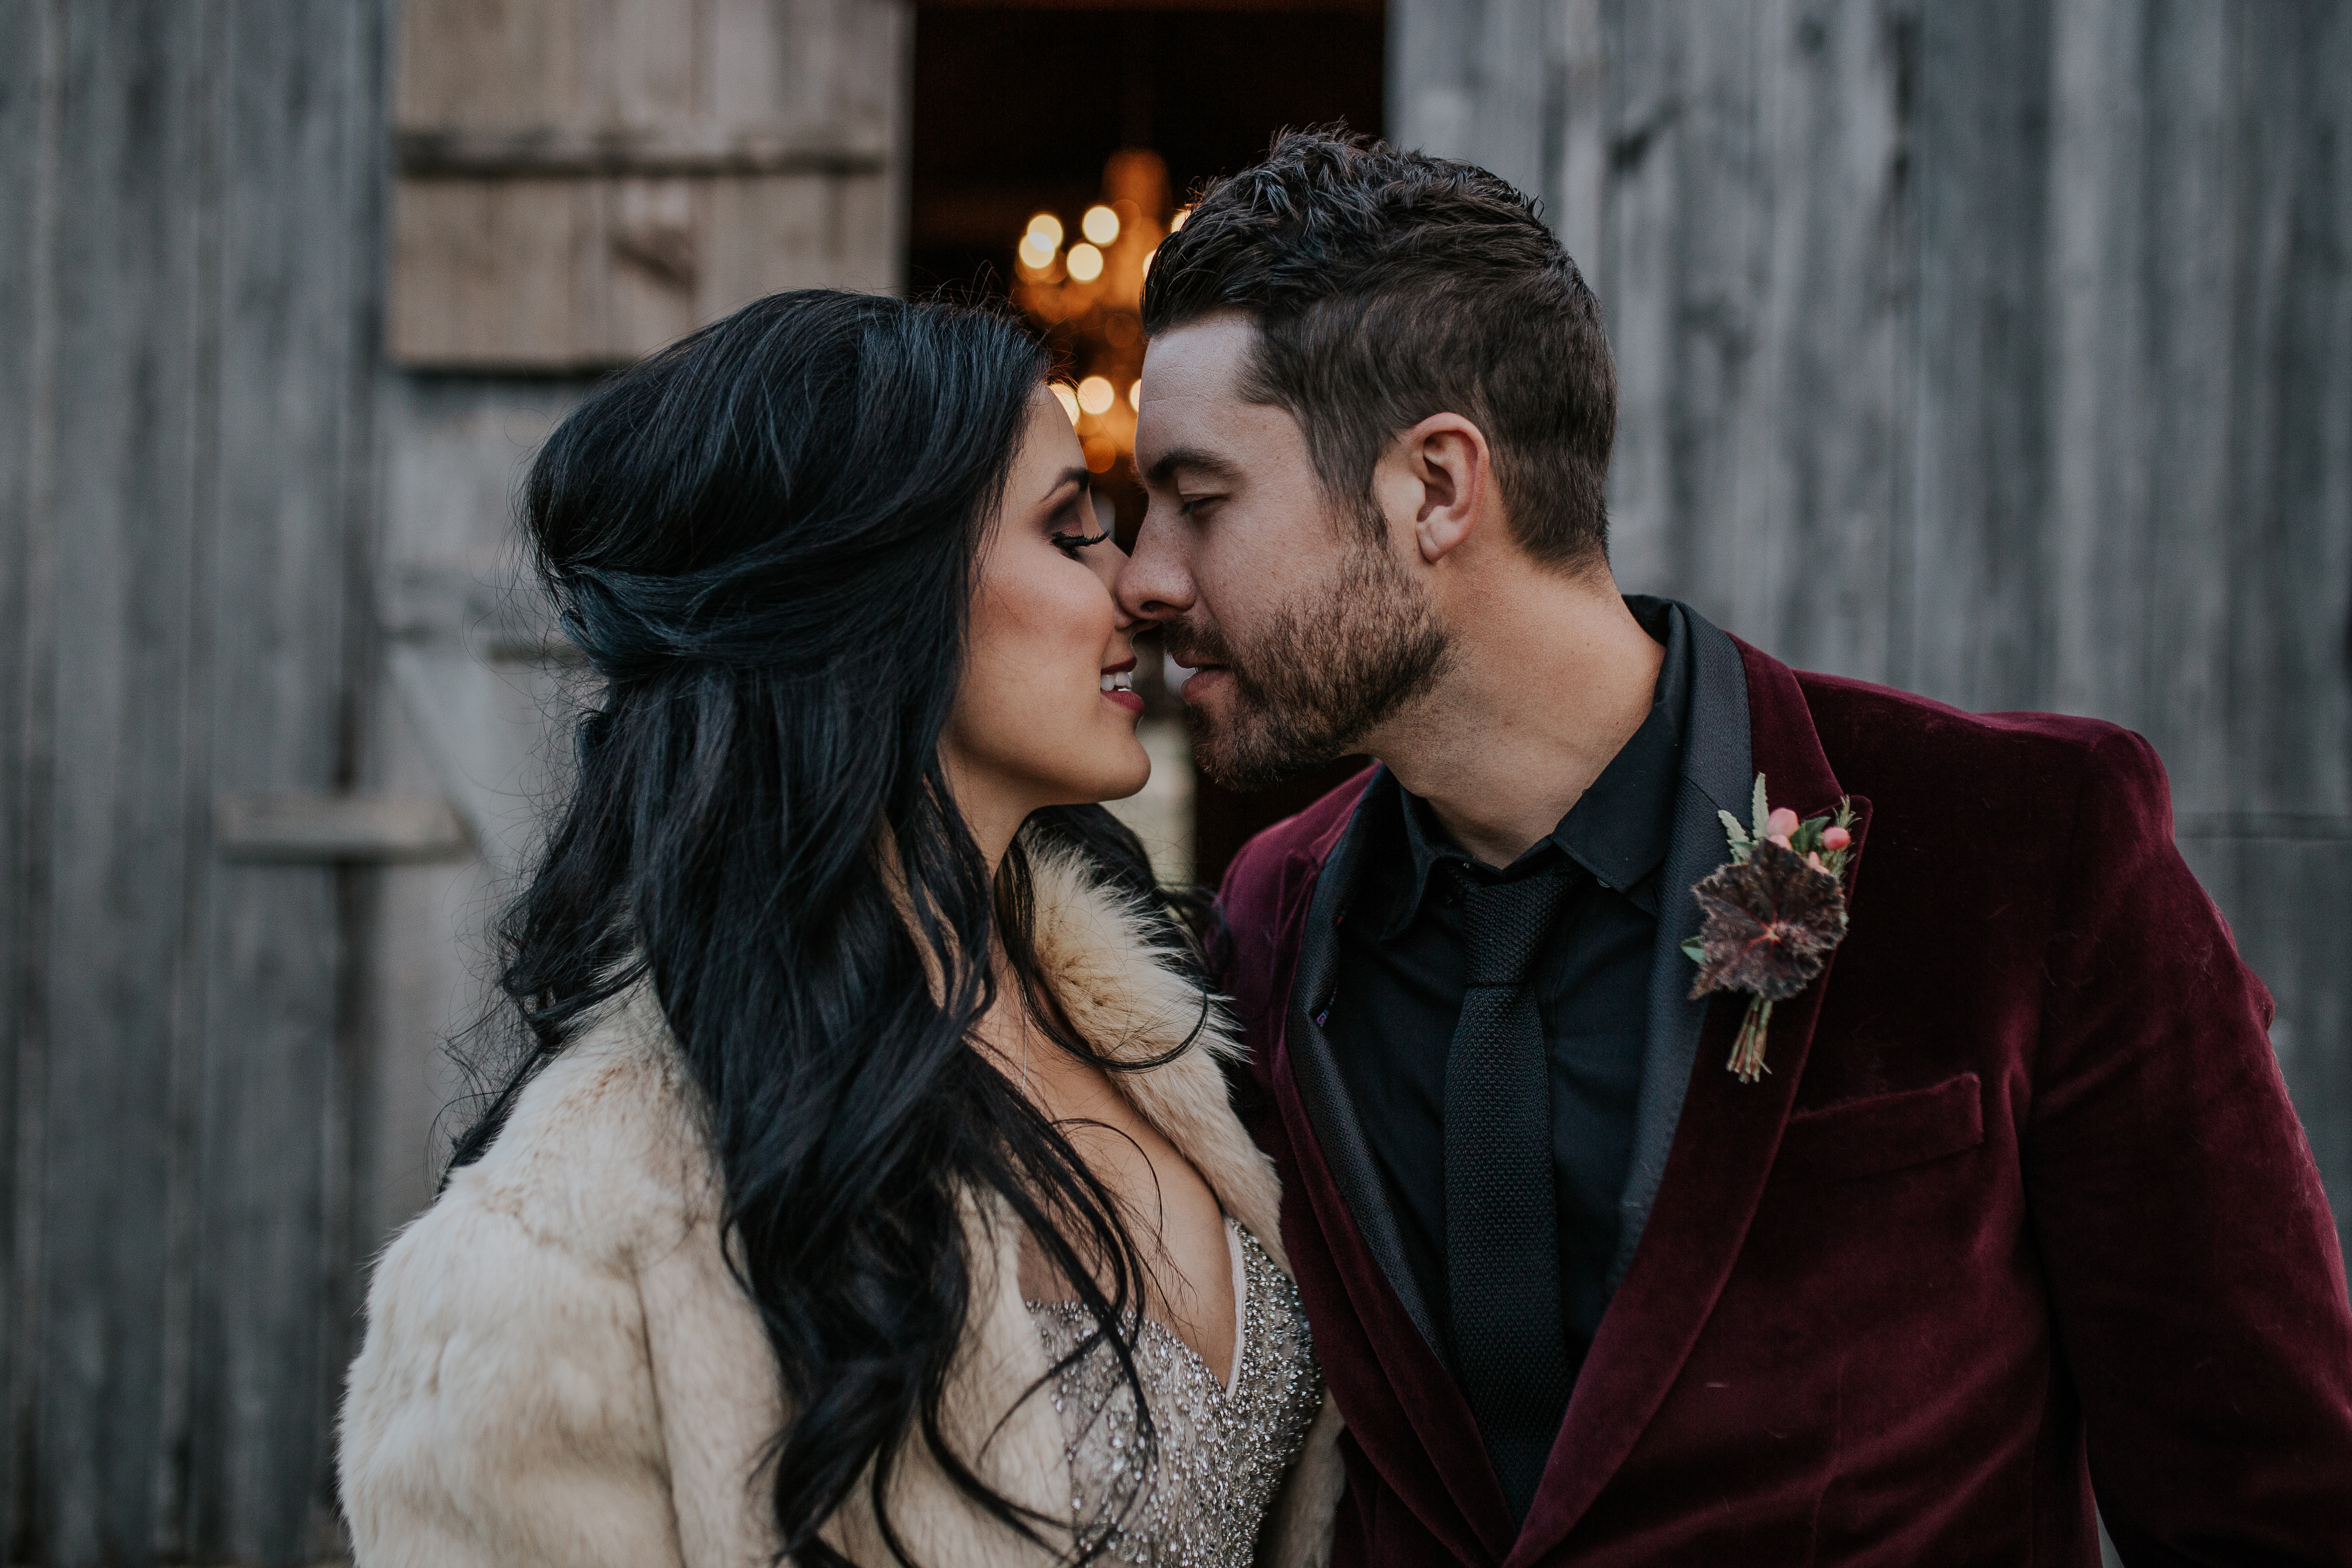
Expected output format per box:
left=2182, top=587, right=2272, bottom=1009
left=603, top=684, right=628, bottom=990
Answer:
left=1010, top=151, right=1172, bottom=483
left=1126, top=380, right=1142, bottom=411
left=1169, top=206, right=1191, bottom=232
left=1141, top=245, right=1157, bottom=279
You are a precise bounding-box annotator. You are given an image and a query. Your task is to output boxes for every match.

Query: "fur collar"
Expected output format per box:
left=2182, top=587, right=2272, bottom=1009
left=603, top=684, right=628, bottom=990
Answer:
left=342, top=834, right=1342, bottom=1568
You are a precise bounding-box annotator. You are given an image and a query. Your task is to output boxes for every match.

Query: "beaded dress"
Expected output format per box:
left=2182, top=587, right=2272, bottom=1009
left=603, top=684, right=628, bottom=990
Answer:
left=1028, top=1217, right=1323, bottom=1566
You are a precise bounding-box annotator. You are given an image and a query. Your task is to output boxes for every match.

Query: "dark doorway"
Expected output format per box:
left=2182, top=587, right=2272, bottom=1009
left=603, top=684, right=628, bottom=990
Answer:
left=909, top=4, right=1386, bottom=299
left=910, top=0, right=1385, bottom=890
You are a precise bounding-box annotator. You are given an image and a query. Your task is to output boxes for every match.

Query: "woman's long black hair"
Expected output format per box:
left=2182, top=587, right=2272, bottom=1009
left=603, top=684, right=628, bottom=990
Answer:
left=447, top=290, right=1201, bottom=1566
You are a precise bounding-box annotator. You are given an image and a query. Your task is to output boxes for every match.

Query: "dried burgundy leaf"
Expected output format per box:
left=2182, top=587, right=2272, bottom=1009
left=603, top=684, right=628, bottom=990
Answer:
left=1687, top=839, right=1850, bottom=1003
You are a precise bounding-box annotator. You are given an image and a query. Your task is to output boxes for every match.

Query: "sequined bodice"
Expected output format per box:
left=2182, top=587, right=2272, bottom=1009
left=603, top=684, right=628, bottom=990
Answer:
left=1028, top=1218, right=1323, bottom=1566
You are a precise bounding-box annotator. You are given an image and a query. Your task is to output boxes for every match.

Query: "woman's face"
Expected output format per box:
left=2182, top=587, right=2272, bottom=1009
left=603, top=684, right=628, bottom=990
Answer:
left=945, top=388, right=1149, bottom=852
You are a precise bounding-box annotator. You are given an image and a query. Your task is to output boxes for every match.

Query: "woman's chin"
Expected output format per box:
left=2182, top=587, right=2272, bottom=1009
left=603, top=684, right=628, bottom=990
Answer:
left=1056, top=738, right=1154, bottom=807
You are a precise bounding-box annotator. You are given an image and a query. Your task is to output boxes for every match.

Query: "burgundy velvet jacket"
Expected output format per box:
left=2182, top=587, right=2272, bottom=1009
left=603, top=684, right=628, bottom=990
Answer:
left=1217, top=614, right=2352, bottom=1567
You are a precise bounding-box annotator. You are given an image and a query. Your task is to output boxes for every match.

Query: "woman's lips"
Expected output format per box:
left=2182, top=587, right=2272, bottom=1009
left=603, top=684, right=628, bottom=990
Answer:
left=1099, top=658, right=1144, bottom=715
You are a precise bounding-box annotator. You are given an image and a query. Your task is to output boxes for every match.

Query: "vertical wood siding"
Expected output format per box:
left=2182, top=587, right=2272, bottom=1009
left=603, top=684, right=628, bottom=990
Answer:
left=1392, top=0, right=2352, bottom=1267
left=5, top=0, right=916, bottom=1550
left=0, top=2, right=383, bottom=1560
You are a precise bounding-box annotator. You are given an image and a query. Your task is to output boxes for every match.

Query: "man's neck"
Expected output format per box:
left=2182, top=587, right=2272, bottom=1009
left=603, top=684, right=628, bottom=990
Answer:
left=1368, top=576, right=1664, bottom=869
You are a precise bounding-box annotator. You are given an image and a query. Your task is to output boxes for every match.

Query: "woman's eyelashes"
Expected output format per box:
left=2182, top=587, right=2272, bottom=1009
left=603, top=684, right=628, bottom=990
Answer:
left=1043, top=486, right=1108, bottom=556
left=1049, top=505, right=1111, bottom=555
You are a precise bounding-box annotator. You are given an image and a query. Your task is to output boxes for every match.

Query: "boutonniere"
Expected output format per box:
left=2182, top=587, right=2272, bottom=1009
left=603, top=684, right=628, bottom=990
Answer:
left=1679, top=775, right=1856, bottom=1083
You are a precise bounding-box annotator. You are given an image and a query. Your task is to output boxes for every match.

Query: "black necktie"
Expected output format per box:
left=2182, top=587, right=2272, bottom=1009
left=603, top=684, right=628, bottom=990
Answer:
left=1445, top=864, right=1573, bottom=1519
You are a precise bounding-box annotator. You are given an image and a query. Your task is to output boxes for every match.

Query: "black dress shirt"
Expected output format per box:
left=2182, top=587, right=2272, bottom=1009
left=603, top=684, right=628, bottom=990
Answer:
left=1320, top=600, right=1692, bottom=1388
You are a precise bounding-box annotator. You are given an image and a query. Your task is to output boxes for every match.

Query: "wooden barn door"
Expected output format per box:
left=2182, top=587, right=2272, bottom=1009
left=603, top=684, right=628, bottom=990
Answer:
left=0, top=4, right=388, bottom=1562
left=389, top=0, right=906, bottom=370
left=0, top=1, right=910, bottom=1563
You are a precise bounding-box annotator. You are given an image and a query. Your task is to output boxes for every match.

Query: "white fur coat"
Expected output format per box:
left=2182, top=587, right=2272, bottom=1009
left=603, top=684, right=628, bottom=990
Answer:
left=339, top=845, right=1345, bottom=1568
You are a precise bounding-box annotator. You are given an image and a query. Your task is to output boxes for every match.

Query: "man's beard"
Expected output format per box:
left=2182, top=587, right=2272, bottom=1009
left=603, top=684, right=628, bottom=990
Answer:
left=1166, top=537, right=1452, bottom=791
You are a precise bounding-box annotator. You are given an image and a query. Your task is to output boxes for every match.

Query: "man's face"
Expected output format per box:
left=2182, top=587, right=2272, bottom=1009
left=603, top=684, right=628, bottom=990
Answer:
left=1119, top=314, right=1449, bottom=789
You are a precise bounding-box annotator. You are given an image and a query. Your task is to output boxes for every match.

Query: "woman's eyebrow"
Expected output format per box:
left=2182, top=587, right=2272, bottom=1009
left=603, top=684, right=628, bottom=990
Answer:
left=1039, top=466, right=1092, bottom=506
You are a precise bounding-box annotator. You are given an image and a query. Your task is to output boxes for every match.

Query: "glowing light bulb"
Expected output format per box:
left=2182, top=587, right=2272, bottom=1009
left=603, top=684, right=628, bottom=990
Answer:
left=1081, top=205, right=1121, bottom=245
left=1025, top=213, right=1064, bottom=249
left=1126, top=380, right=1142, bottom=411
left=1066, top=243, right=1104, bottom=283
left=1050, top=383, right=1080, bottom=423
left=1017, top=232, right=1056, bottom=270
left=1077, top=376, right=1116, bottom=416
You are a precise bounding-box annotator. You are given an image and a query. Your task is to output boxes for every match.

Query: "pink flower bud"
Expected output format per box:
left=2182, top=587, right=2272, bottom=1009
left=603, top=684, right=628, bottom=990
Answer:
left=1767, top=833, right=1792, bottom=851
left=1765, top=807, right=1800, bottom=839
left=1808, top=851, right=1826, bottom=872
left=1821, top=825, right=1851, bottom=852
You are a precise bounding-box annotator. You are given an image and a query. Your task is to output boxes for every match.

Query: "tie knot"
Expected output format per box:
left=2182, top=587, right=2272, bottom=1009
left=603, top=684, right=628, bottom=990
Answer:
left=1451, top=866, right=1570, bottom=987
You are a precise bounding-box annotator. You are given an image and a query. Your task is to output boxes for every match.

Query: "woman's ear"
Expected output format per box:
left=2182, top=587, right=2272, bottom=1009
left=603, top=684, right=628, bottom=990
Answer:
left=1377, top=414, right=1491, bottom=564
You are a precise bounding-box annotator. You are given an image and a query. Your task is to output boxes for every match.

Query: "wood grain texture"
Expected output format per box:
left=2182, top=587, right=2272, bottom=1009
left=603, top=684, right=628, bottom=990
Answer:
left=184, top=2, right=378, bottom=1558
left=34, top=3, right=216, bottom=1555
left=1392, top=0, right=2352, bottom=1266
left=356, top=373, right=591, bottom=1291
left=389, top=0, right=908, bottom=368
left=1, top=0, right=918, bottom=1554
left=0, top=2, right=64, bottom=1558
left=1907, top=0, right=2054, bottom=708
left=0, top=0, right=380, bottom=1560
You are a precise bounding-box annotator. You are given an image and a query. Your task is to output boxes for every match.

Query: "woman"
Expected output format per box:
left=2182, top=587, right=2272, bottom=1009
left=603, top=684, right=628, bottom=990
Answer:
left=339, top=291, right=1342, bottom=1567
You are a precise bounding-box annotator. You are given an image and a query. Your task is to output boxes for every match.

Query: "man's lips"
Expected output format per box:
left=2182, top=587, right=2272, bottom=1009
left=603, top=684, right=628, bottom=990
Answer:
left=1174, top=664, right=1228, bottom=701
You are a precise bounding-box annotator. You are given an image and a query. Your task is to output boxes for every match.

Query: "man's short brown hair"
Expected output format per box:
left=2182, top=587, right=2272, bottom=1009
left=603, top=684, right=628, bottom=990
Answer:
left=1142, top=129, right=1617, bottom=570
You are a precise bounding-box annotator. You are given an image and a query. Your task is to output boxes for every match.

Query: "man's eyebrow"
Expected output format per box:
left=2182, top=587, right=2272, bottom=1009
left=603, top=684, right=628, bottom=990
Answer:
left=1142, top=446, right=1243, bottom=488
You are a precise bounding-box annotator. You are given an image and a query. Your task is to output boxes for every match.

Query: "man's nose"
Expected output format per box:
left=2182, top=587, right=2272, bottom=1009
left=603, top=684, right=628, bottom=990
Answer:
left=1114, top=509, right=1196, bottom=625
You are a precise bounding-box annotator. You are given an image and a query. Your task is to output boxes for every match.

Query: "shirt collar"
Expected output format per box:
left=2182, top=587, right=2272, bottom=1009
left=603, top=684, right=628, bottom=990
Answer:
left=1378, top=598, right=1693, bottom=937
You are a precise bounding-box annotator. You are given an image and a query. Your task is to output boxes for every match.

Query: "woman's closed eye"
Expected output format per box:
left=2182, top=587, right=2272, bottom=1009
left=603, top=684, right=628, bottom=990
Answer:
left=1051, top=527, right=1111, bottom=556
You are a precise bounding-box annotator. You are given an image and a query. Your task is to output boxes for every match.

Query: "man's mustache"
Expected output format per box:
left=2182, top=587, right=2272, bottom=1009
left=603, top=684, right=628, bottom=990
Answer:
left=1159, top=620, right=1237, bottom=672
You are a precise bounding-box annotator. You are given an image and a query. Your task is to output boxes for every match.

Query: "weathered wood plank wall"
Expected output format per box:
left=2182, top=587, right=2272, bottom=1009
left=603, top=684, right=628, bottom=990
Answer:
left=0, top=1, right=386, bottom=1561
left=5, top=0, right=913, bottom=1559
left=1392, top=0, right=2352, bottom=1264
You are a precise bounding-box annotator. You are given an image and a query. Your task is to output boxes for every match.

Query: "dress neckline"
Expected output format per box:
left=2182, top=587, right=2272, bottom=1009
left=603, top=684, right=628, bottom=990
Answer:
left=1027, top=1214, right=1248, bottom=1393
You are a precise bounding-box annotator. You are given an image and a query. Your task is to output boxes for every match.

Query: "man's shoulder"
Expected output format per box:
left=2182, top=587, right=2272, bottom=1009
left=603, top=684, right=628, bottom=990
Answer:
left=1789, top=666, right=2169, bottom=825
left=1216, top=764, right=1381, bottom=909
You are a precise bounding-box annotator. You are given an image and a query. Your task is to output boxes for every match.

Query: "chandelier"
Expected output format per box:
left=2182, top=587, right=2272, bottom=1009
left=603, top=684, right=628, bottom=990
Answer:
left=1012, top=149, right=1188, bottom=476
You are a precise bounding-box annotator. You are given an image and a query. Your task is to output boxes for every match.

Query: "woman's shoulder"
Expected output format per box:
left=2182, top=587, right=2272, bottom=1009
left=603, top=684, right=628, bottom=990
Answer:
left=381, top=986, right=718, bottom=1310
left=457, top=986, right=719, bottom=1249
left=341, top=986, right=726, bottom=1566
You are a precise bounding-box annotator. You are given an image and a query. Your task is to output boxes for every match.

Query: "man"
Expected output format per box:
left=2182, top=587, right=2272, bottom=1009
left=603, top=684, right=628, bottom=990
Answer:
left=1117, top=129, right=2352, bottom=1566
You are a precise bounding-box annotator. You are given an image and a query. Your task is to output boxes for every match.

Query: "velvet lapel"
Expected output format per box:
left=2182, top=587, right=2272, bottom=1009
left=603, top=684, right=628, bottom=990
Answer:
left=1281, top=773, right=1444, bottom=1355
left=1273, top=778, right=1521, bottom=1562
left=1607, top=601, right=1752, bottom=1290
left=1505, top=637, right=1873, bottom=1568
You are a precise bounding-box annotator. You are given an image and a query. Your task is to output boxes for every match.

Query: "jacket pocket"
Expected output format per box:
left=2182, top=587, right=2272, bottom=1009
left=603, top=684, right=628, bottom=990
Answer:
left=1773, top=1072, right=1984, bottom=1185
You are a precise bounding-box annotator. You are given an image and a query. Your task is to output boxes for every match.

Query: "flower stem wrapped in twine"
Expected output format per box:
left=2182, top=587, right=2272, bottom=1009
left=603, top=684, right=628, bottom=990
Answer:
left=1728, top=998, right=1775, bottom=1084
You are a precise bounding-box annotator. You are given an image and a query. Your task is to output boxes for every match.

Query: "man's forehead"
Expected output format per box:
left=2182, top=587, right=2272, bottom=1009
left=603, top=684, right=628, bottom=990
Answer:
left=1142, top=312, right=1256, bottom=400
left=1137, top=313, right=1290, bottom=477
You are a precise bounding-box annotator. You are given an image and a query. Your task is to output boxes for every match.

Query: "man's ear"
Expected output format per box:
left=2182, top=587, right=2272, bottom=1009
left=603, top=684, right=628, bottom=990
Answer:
left=1376, top=414, right=1491, bottom=564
